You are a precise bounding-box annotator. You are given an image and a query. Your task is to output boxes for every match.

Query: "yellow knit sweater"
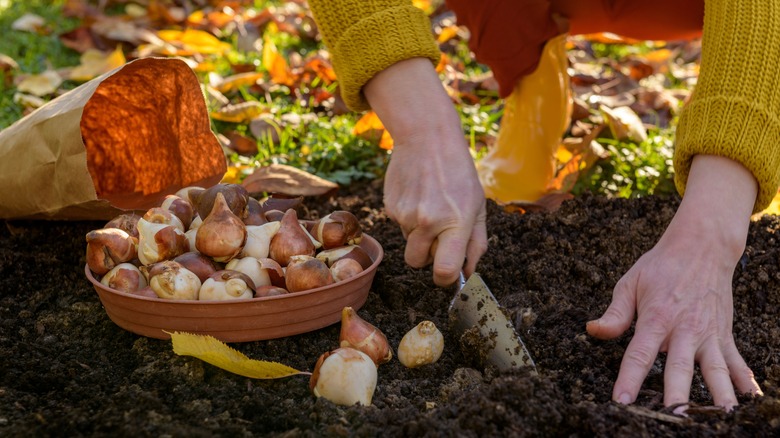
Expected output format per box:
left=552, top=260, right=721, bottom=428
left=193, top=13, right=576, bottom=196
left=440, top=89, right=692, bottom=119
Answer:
left=308, top=0, right=780, bottom=212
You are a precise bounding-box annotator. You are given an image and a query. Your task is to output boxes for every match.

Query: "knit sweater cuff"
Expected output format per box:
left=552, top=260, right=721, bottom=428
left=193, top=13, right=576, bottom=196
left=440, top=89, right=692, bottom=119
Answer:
left=331, top=5, right=440, bottom=111
left=674, top=97, right=780, bottom=213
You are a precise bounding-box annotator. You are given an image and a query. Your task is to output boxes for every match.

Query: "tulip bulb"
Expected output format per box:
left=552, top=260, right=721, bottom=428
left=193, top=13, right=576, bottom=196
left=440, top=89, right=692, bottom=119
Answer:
left=339, top=307, right=392, bottom=366
left=226, top=257, right=272, bottom=289
left=190, top=183, right=249, bottom=220
left=136, top=218, right=188, bottom=265
left=285, top=257, right=334, bottom=292
left=309, top=347, right=377, bottom=406
left=314, top=211, right=362, bottom=249
left=195, top=192, right=247, bottom=262
left=199, top=270, right=255, bottom=301
left=147, top=261, right=201, bottom=300
left=243, top=197, right=268, bottom=226
left=173, top=252, right=219, bottom=282
left=397, top=321, right=444, bottom=368
left=240, top=221, right=281, bottom=259
left=100, top=263, right=147, bottom=293
left=86, top=228, right=139, bottom=275
left=268, top=209, right=315, bottom=266
left=143, top=207, right=185, bottom=233
left=161, top=195, right=195, bottom=229
left=104, top=214, right=141, bottom=239
left=330, top=258, right=364, bottom=282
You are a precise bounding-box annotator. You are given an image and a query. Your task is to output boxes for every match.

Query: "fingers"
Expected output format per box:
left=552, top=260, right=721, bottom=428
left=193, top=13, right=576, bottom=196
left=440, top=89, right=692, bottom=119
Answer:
left=723, top=340, right=763, bottom=397
left=611, top=321, right=666, bottom=404
left=586, top=278, right=637, bottom=340
left=463, top=221, right=488, bottom=278
left=662, top=333, right=696, bottom=409
left=696, top=339, right=737, bottom=410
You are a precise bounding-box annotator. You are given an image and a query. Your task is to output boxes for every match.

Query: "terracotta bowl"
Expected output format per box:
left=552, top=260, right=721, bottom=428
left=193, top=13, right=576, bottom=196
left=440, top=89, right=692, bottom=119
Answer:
left=85, top=235, right=383, bottom=342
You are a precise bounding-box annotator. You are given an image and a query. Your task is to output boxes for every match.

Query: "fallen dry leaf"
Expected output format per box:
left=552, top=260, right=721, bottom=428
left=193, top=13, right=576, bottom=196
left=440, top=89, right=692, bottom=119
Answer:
left=13, top=92, right=47, bottom=109
left=69, top=47, right=127, bottom=82
left=0, top=54, right=20, bottom=87
left=16, top=70, right=63, bottom=96
left=600, top=105, right=648, bottom=143
left=12, top=13, right=46, bottom=33
left=215, top=72, right=265, bottom=94
left=157, top=28, right=231, bottom=55
left=262, top=36, right=294, bottom=86
left=241, top=163, right=338, bottom=197
left=210, top=101, right=266, bottom=123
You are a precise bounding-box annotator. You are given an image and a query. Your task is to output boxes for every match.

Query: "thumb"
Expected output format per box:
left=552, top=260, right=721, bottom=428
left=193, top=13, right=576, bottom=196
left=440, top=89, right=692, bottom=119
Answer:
left=586, top=277, right=637, bottom=340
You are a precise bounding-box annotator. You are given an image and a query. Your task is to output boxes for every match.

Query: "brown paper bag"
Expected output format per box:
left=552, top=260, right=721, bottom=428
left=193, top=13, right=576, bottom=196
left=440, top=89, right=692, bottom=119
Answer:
left=0, top=57, right=226, bottom=220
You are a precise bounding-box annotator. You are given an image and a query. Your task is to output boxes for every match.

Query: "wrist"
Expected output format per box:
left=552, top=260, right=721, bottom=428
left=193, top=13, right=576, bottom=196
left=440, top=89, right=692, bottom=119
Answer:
left=364, top=58, right=463, bottom=146
left=671, top=155, right=757, bottom=258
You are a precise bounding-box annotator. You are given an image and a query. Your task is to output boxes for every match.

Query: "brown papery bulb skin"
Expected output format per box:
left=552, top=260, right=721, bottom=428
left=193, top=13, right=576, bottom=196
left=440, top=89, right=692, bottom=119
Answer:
left=339, top=307, right=393, bottom=366
left=104, top=214, right=141, bottom=239
left=259, top=257, right=286, bottom=288
left=315, top=211, right=363, bottom=249
left=147, top=261, right=201, bottom=300
left=285, top=258, right=334, bottom=292
left=86, top=228, right=138, bottom=275
left=195, top=192, right=247, bottom=263
left=330, top=258, right=364, bottom=282
left=268, top=209, right=315, bottom=267
left=244, top=197, right=269, bottom=225
left=100, top=263, right=147, bottom=293
left=255, top=285, right=289, bottom=298
left=173, top=252, right=219, bottom=282
left=190, top=184, right=249, bottom=220
left=161, top=195, right=195, bottom=230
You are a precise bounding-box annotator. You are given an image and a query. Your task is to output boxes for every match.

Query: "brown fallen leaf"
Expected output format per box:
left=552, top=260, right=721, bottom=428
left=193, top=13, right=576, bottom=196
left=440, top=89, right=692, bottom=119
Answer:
left=0, top=54, right=19, bottom=87
left=242, top=164, right=338, bottom=197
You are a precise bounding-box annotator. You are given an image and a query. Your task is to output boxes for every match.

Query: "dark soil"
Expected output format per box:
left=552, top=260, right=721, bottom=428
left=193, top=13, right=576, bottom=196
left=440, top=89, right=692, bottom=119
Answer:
left=3, top=179, right=780, bottom=437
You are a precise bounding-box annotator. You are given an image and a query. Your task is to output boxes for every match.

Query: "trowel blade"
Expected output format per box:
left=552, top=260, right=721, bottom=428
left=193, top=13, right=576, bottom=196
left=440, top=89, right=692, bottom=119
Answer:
left=448, top=273, right=536, bottom=371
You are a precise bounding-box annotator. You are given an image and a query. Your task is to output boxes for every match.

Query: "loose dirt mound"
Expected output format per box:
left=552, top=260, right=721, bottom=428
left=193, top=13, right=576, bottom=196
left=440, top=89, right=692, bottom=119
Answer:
left=2, top=179, right=779, bottom=436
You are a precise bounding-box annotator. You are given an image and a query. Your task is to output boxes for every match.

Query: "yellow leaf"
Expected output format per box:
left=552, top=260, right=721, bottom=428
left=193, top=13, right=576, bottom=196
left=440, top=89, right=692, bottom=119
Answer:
left=216, top=72, right=265, bottom=93
left=211, top=101, right=265, bottom=123
left=157, top=28, right=230, bottom=55
left=69, top=47, right=126, bottom=82
left=17, top=70, right=62, bottom=96
left=221, top=166, right=242, bottom=184
left=169, top=331, right=306, bottom=379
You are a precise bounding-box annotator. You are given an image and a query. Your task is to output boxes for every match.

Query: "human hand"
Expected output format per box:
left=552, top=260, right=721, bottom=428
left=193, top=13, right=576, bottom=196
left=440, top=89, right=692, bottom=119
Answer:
left=364, top=58, right=488, bottom=286
left=587, top=155, right=763, bottom=411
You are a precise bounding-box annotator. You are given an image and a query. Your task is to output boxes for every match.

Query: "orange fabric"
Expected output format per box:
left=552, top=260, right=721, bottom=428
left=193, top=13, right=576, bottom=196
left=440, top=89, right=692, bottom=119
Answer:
left=446, top=0, right=704, bottom=97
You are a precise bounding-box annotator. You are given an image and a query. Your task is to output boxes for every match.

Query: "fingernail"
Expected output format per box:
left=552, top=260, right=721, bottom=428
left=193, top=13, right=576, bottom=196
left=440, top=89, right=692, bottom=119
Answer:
left=617, top=393, right=631, bottom=405
left=673, top=404, right=689, bottom=416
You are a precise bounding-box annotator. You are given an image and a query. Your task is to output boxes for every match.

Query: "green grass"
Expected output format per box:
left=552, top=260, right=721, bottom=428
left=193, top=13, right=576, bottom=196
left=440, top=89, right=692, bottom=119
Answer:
left=0, top=0, right=80, bottom=128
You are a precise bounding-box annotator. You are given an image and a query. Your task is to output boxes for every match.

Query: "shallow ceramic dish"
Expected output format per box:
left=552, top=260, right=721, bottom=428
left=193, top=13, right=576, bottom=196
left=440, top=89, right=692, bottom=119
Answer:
left=85, top=235, right=383, bottom=342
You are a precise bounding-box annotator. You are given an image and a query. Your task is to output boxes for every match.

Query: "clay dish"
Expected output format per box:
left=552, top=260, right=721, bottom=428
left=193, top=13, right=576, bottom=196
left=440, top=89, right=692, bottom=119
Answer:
left=85, top=235, right=383, bottom=342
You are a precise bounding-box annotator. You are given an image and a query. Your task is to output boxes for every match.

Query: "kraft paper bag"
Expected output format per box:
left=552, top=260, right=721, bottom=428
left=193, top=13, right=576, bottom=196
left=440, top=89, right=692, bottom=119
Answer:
left=0, top=57, right=226, bottom=220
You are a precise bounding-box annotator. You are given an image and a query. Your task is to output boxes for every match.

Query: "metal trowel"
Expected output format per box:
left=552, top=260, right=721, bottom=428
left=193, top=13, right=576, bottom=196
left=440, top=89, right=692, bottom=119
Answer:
left=448, top=272, right=536, bottom=371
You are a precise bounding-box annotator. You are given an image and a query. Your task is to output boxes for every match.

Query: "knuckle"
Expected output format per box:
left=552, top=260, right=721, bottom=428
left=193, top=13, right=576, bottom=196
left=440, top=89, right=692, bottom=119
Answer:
left=624, top=345, right=658, bottom=369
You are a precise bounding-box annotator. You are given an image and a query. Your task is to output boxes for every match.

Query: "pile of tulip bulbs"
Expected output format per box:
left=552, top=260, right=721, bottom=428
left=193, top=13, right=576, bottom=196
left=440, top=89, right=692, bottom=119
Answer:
left=85, top=183, right=373, bottom=301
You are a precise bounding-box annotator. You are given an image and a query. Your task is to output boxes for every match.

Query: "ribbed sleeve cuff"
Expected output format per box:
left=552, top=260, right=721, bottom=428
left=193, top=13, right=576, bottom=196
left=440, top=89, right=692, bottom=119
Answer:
left=673, top=0, right=780, bottom=213
left=331, top=5, right=440, bottom=111
left=674, top=97, right=780, bottom=212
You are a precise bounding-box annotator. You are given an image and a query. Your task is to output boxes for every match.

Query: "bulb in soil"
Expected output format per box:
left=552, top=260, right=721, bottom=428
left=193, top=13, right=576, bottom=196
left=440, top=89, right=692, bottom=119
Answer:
left=339, top=307, right=392, bottom=366
left=397, top=321, right=444, bottom=368
left=309, top=347, right=377, bottom=406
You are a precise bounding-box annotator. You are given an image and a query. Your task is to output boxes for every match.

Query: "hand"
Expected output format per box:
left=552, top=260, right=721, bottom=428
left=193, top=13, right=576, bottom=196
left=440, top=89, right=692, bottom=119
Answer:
left=364, top=58, right=488, bottom=286
left=587, top=155, right=763, bottom=411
